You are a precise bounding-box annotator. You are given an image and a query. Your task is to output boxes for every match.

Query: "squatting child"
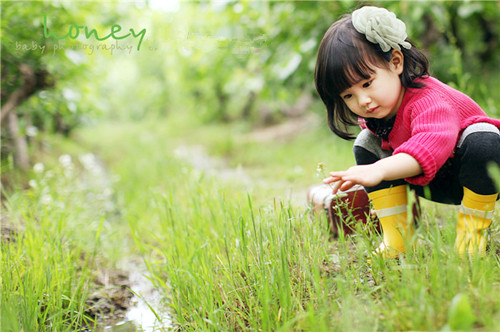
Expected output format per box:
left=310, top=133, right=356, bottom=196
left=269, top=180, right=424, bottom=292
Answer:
left=314, top=6, right=500, bottom=258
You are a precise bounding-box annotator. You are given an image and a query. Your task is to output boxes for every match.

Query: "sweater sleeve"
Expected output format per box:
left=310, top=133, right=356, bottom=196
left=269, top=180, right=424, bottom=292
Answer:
left=393, top=102, right=461, bottom=185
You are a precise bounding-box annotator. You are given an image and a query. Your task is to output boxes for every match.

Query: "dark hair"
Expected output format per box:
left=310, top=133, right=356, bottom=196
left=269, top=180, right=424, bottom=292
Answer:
left=314, top=15, right=430, bottom=140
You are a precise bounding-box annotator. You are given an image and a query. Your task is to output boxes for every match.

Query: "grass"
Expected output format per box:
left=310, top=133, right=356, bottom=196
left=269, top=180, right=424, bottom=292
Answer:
left=80, top=114, right=500, bottom=330
left=2, top=112, right=499, bottom=330
left=1, top=139, right=129, bottom=330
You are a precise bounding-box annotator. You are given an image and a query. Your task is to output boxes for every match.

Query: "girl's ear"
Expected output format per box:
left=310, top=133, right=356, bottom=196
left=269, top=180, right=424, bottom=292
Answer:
left=390, top=49, right=404, bottom=75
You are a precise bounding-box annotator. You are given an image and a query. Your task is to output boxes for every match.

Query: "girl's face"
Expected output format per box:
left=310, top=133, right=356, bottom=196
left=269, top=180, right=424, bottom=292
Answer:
left=339, top=50, right=405, bottom=120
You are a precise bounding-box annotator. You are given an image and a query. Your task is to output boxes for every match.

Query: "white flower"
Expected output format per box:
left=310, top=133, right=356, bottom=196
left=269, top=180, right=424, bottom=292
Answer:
left=33, top=163, right=44, bottom=173
left=40, top=194, right=52, bottom=205
left=58, top=154, right=73, bottom=168
left=352, top=6, right=411, bottom=52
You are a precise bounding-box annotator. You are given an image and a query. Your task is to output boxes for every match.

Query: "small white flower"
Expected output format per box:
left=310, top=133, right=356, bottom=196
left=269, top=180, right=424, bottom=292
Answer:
left=28, top=179, right=37, bottom=188
left=41, top=194, right=52, bottom=205
left=352, top=6, right=411, bottom=52
left=79, top=153, right=102, bottom=175
left=33, top=163, right=44, bottom=173
left=59, top=154, right=73, bottom=168
left=316, top=162, right=325, bottom=174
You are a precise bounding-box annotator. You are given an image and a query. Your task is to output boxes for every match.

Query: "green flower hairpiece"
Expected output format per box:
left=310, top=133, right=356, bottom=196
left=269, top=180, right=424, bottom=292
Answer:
left=352, top=6, right=411, bottom=52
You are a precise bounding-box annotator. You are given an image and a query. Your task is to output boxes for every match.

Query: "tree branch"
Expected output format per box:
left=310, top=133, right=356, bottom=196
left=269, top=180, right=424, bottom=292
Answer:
left=0, top=64, right=36, bottom=124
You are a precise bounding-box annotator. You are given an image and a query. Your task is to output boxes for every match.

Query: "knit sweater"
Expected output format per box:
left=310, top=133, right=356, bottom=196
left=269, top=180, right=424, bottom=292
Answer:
left=359, top=76, right=500, bottom=186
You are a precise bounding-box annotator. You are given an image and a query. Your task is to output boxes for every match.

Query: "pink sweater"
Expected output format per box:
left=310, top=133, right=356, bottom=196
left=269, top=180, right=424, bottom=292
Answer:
left=360, top=76, right=500, bottom=185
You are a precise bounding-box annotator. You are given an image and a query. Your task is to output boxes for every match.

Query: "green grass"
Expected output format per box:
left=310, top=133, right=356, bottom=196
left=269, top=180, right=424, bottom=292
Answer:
left=1, top=212, right=92, bottom=330
left=1, top=138, right=129, bottom=330
left=2, top=113, right=499, bottom=331
left=78, top=114, right=499, bottom=330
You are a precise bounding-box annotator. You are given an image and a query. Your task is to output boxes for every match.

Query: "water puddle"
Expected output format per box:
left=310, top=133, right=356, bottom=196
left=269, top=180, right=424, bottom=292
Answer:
left=97, top=261, right=172, bottom=331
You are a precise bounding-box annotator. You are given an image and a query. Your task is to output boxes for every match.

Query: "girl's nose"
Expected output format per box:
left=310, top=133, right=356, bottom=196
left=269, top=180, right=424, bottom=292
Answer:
left=359, top=94, right=371, bottom=107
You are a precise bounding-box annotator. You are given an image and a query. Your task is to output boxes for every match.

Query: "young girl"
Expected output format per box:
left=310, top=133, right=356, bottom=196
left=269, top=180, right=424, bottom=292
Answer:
left=314, top=6, right=500, bottom=258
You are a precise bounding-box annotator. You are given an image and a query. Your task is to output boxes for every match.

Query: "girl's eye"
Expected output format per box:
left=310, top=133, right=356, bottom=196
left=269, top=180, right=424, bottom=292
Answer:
left=362, top=80, right=372, bottom=88
left=342, top=94, right=352, bottom=100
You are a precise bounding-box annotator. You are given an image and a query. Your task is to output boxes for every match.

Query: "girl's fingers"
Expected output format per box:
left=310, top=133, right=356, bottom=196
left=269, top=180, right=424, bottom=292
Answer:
left=323, top=170, right=357, bottom=194
left=323, top=175, right=341, bottom=184
left=340, top=180, right=355, bottom=192
left=341, top=176, right=358, bottom=185
left=329, top=171, right=345, bottom=177
left=331, top=179, right=344, bottom=194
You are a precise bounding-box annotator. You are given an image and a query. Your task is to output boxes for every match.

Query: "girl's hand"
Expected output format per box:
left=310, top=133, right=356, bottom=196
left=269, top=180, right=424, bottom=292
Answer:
left=322, top=153, right=423, bottom=194
left=323, top=164, right=385, bottom=194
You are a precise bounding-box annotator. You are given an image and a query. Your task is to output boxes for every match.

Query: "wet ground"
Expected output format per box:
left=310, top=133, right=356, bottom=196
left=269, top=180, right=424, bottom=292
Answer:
left=87, top=260, right=171, bottom=331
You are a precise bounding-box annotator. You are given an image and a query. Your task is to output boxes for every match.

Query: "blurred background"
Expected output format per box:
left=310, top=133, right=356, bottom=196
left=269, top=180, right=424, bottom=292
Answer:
left=2, top=0, right=500, bottom=176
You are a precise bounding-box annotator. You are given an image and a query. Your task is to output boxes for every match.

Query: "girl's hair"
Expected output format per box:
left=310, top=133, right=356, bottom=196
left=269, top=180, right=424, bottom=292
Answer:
left=314, top=15, right=430, bottom=140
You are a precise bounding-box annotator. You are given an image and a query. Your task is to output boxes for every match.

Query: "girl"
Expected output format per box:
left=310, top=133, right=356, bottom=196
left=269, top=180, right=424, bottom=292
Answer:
left=314, top=6, right=500, bottom=258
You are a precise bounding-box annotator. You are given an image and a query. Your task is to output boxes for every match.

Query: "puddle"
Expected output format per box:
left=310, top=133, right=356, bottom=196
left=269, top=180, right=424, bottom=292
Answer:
left=122, top=261, right=171, bottom=331
left=96, top=261, right=172, bottom=331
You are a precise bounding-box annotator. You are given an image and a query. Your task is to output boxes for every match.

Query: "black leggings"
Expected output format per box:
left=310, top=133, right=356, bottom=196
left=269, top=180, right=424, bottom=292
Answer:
left=353, top=126, right=500, bottom=204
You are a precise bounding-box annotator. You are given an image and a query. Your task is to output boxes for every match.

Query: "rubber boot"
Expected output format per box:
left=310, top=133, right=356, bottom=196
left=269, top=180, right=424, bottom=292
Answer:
left=368, top=185, right=414, bottom=258
left=455, top=187, right=497, bottom=257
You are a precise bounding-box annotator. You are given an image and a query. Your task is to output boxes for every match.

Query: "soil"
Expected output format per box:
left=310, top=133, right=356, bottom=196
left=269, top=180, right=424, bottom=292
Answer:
left=84, top=268, right=134, bottom=328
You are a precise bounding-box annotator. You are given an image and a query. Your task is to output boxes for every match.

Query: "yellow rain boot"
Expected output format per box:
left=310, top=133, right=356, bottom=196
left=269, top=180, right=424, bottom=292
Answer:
left=455, top=187, right=498, bottom=257
left=368, top=185, right=414, bottom=258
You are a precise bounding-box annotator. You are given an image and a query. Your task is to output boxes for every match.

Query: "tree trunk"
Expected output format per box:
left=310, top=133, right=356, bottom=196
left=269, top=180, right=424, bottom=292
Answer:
left=6, top=111, right=29, bottom=170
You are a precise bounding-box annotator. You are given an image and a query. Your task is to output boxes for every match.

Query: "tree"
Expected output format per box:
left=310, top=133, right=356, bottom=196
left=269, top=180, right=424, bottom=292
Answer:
left=1, top=1, right=123, bottom=170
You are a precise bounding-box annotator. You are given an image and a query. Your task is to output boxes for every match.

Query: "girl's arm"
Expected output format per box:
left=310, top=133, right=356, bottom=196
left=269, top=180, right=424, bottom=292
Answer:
left=323, top=153, right=422, bottom=194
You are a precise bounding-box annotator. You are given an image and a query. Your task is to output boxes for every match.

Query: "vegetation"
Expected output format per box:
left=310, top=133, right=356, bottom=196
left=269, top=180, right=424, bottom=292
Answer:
left=2, top=1, right=500, bottom=331
left=84, top=115, right=499, bottom=331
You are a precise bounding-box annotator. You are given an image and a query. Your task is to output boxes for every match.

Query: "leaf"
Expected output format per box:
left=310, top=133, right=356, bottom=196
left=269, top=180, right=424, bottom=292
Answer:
left=276, top=53, right=302, bottom=81
left=444, top=293, right=475, bottom=331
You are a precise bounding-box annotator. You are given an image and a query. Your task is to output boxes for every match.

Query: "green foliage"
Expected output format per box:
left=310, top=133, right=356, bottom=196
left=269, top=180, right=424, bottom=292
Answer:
left=2, top=2, right=80, bottom=131
left=1, top=133, right=134, bottom=329
left=2, top=1, right=500, bottom=169
left=0, top=1, right=147, bottom=166
left=443, top=293, right=476, bottom=331
left=142, top=0, right=500, bottom=124
left=149, top=0, right=356, bottom=123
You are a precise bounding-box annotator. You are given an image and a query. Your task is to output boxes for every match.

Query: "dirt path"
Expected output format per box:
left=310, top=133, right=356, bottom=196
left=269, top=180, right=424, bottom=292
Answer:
left=173, top=143, right=310, bottom=208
